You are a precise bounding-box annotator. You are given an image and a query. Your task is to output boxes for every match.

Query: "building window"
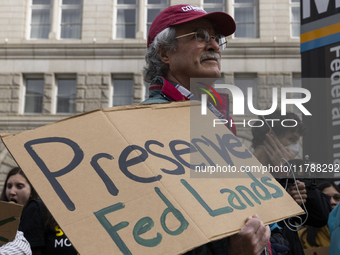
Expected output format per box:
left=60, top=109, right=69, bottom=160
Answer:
left=115, top=0, right=168, bottom=39
left=203, top=0, right=225, bottom=13
left=146, top=0, right=168, bottom=36
left=234, top=75, right=257, bottom=115
left=29, top=0, right=83, bottom=39
left=290, top=0, right=300, bottom=38
left=116, top=0, right=137, bottom=39
left=233, top=0, right=257, bottom=38
left=24, top=78, right=44, bottom=113
left=57, top=79, right=76, bottom=113
left=112, top=79, right=134, bottom=106
left=60, top=0, right=82, bottom=39
left=30, top=0, right=52, bottom=39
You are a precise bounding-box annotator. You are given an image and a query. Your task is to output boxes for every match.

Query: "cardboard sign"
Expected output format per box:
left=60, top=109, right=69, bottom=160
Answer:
left=1, top=101, right=304, bottom=255
left=0, top=201, right=23, bottom=246
left=304, top=246, right=329, bottom=255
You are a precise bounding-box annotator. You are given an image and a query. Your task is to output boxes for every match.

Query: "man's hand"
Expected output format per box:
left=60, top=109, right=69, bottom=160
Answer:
left=288, top=180, right=307, bottom=205
left=263, top=133, right=295, bottom=167
left=229, top=214, right=270, bottom=255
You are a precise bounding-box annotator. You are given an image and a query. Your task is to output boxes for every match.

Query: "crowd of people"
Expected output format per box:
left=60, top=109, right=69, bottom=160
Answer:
left=1, top=4, right=339, bottom=255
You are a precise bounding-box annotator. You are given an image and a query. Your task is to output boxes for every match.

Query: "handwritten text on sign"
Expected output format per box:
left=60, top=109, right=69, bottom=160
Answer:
left=24, top=134, right=283, bottom=254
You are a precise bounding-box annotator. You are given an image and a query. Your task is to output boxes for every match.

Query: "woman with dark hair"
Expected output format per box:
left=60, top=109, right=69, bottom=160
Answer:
left=0, top=167, right=78, bottom=255
left=298, top=181, right=340, bottom=248
left=0, top=167, right=39, bottom=203
left=317, top=181, right=340, bottom=210
left=0, top=167, right=34, bottom=255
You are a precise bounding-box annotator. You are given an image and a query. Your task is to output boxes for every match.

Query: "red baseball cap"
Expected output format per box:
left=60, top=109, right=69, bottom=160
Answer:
left=147, top=4, right=236, bottom=48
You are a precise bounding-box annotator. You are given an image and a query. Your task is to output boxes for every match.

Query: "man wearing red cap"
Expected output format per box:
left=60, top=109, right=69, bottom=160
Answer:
left=143, top=4, right=235, bottom=103
left=142, top=4, right=271, bottom=255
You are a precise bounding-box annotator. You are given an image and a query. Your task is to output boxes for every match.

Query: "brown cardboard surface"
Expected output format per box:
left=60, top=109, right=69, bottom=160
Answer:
left=0, top=201, right=23, bottom=246
left=1, top=101, right=304, bottom=255
left=303, top=246, right=329, bottom=255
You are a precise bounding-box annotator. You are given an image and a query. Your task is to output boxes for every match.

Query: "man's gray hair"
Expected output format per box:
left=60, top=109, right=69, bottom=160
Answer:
left=143, top=27, right=177, bottom=83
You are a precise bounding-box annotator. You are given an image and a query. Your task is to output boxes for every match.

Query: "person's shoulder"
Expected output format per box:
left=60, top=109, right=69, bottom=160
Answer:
left=141, top=76, right=171, bottom=105
left=25, top=199, right=45, bottom=209
left=329, top=203, right=340, bottom=233
left=141, top=96, right=170, bottom=104
left=19, top=199, right=46, bottom=233
left=22, top=199, right=47, bottom=217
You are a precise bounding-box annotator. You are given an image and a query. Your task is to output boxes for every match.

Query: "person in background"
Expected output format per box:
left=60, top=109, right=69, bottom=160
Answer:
left=251, top=110, right=308, bottom=206
left=0, top=230, right=32, bottom=255
left=251, top=110, right=331, bottom=255
left=142, top=4, right=270, bottom=255
left=298, top=181, right=340, bottom=248
left=0, top=167, right=78, bottom=255
left=0, top=167, right=35, bottom=255
left=319, top=181, right=340, bottom=210
left=328, top=192, right=340, bottom=254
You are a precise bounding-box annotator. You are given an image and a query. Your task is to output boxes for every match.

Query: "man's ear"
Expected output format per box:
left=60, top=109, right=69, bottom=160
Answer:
left=158, top=47, right=170, bottom=64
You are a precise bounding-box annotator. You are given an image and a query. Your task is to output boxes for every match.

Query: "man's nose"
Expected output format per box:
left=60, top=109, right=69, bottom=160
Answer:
left=205, top=37, right=220, bottom=52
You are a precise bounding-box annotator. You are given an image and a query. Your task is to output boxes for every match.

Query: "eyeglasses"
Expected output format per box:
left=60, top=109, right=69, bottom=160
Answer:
left=325, top=194, right=340, bottom=202
left=175, top=29, right=228, bottom=51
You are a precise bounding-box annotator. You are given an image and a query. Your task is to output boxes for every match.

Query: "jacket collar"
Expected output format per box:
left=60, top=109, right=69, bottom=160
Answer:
left=149, top=76, right=189, bottom=101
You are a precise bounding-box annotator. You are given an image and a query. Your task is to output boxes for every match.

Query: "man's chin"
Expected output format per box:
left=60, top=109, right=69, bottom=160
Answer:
left=200, top=70, right=221, bottom=79
left=200, top=64, right=221, bottom=77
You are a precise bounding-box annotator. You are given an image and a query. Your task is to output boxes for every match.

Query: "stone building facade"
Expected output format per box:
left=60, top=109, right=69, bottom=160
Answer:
left=0, top=0, right=302, bottom=189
